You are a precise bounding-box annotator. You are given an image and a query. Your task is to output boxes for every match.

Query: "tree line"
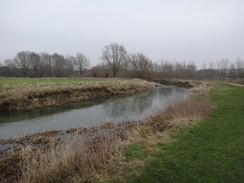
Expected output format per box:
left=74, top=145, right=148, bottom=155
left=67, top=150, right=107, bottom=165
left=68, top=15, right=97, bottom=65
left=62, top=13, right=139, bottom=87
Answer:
left=1, top=43, right=244, bottom=80
left=0, top=51, right=90, bottom=78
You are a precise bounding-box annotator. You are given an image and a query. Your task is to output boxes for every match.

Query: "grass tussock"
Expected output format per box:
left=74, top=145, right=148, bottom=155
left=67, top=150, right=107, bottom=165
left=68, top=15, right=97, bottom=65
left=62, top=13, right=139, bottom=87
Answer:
left=0, top=79, right=158, bottom=111
left=189, top=80, right=215, bottom=96
left=147, top=98, right=213, bottom=132
left=19, top=130, right=123, bottom=183
left=0, top=81, right=214, bottom=183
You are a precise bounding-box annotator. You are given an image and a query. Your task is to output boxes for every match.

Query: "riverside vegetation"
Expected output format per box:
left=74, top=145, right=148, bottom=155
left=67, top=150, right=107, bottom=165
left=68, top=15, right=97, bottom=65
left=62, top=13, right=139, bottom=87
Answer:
left=0, top=80, right=217, bottom=183
left=0, top=78, right=159, bottom=111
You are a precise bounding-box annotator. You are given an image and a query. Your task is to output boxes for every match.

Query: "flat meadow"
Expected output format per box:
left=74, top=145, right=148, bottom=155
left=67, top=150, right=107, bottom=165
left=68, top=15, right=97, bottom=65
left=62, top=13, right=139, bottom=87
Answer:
left=0, top=77, right=104, bottom=86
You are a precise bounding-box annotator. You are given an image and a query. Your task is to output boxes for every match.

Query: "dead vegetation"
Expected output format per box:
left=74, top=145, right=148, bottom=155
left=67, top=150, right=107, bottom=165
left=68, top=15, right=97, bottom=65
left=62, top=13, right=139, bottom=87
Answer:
left=0, top=81, right=214, bottom=183
left=0, top=79, right=158, bottom=111
left=0, top=122, right=149, bottom=183
left=189, top=80, right=215, bottom=96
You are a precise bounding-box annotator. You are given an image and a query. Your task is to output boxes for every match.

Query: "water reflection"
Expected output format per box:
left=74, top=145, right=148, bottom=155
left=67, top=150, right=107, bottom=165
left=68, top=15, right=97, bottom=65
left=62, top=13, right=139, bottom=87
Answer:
left=0, top=86, right=189, bottom=139
left=104, top=92, right=152, bottom=118
left=0, top=99, right=109, bottom=124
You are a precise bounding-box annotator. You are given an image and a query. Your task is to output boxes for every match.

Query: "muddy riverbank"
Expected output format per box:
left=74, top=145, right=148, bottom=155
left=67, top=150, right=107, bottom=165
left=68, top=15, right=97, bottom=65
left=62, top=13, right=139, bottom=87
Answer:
left=153, top=79, right=193, bottom=88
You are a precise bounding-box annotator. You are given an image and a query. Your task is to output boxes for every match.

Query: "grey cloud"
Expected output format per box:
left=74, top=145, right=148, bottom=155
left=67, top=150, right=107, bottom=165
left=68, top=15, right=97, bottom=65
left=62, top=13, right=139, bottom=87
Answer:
left=0, top=0, right=243, bottom=68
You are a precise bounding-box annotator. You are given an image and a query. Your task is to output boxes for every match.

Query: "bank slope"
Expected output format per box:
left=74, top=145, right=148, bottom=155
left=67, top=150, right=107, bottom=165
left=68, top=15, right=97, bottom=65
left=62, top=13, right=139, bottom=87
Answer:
left=126, top=83, right=244, bottom=183
left=0, top=79, right=158, bottom=111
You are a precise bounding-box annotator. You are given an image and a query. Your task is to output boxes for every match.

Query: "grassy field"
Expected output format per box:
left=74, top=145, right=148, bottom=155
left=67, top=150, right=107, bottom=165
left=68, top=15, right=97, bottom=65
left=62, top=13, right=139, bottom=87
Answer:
left=0, top=77, right=104, bottom=86
left=121, top=83, right=244, bottom=183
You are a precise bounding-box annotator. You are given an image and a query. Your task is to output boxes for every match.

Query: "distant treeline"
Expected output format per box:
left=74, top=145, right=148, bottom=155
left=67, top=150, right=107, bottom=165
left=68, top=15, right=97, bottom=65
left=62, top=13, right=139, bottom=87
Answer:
left=1, top=43, right=244, bottom=80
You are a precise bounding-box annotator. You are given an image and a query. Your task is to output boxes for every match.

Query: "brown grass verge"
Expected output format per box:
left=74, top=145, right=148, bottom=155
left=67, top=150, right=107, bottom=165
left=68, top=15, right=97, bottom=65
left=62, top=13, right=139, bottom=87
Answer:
left=0, top=81, right=214, bottom=183
left=0, top=79, right=159, bottom=111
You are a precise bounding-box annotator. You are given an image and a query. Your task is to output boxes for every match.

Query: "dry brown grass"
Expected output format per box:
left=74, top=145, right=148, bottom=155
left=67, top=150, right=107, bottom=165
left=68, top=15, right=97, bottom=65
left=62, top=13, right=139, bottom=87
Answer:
left=147, top=98, right=213, bottom=133
left=189, top=80, right=215, bottom=96
left=19, top=132, right=121, bottom=183
left=0, top=79, right=158, bottom=111
left=0, top=122, right=152, bottom=183
left=0, top=81, right=214, bottom=183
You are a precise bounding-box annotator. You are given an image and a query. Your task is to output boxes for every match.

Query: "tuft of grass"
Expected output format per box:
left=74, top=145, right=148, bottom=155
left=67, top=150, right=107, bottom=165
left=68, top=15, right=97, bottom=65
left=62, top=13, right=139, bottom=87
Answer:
left=146, top=97, right=213, bottom=133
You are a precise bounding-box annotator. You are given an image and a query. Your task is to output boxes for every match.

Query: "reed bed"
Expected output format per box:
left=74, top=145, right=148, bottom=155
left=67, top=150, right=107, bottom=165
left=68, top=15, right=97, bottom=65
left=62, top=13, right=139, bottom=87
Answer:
left=147, top=98, right=213, bottom=133
left=0, top=79, right=158, bottom=111
left=0, top=122, right=152, bottom=183
left=0, top=81, right=214, bottom=183
left=189, top=80, right=214, bottom=96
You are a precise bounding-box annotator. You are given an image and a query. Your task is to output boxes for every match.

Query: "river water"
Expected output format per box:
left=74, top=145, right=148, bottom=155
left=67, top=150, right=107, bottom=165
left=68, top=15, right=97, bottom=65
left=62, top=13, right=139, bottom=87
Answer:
left=0, top=86, right=189, bottom=139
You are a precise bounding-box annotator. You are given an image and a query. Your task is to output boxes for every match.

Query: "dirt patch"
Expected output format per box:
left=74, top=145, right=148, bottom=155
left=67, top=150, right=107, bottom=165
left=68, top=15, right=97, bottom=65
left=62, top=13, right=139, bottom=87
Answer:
left=224, top=82, right=244, bottom=87
left=153, top=79, right=193, bottom=88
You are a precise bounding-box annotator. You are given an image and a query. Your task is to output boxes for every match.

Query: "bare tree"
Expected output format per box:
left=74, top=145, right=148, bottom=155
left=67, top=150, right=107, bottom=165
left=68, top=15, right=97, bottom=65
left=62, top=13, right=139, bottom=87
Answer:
left=174, top=61, right=187, bottom=79
left=235, top=57, right=244, bottom=78
left=73, top=52, right=91, bottom=77
left=101, top=43, right=127, bottom=77
left=40, top=53, right=52, bottom=77
left=153, top=62, right=161, bottom=79
left=207, top=61, right=215, bottom=80
left=14, top=51, right=32, bottom=77
left=4, top=59, right=16, bottom=69
left=217, top=58, right=229, bottom=79
left=51, top=53, right=66, bottom=77
left=160, top=60, right=174, bottom=79
left=2, top=59, right=18, bottom=77
left=229, top=63, right=237, bottom=78
left=187, top=61, right=197, bottom=79
left=126, top=53, right=154, bottom=80
left=64, top=57, right=74, bottom=77
left=30, top=52, right=46, bottom=77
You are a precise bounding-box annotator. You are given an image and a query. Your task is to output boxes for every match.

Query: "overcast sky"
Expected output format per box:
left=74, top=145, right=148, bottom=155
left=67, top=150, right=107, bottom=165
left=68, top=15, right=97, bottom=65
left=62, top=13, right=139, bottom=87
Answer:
left=0, top=0, right=244, bottom=68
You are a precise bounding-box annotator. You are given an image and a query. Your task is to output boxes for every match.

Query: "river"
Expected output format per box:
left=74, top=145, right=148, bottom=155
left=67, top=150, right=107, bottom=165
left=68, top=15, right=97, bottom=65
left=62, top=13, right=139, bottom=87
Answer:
left=0, top=86, right=189, bottom=139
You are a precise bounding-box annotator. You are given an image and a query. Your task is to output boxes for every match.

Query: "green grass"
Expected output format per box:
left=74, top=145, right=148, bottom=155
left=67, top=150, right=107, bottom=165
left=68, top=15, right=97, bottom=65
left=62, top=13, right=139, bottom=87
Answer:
left=123, top=83, right=244, bottom=183
left=0, top=78, right=105, bottom=86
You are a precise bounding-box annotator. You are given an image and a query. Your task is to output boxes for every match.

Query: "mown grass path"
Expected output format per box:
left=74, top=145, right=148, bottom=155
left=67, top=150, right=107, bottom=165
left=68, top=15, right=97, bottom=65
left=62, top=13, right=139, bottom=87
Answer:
left=126, top=83, right=244, bottom=183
